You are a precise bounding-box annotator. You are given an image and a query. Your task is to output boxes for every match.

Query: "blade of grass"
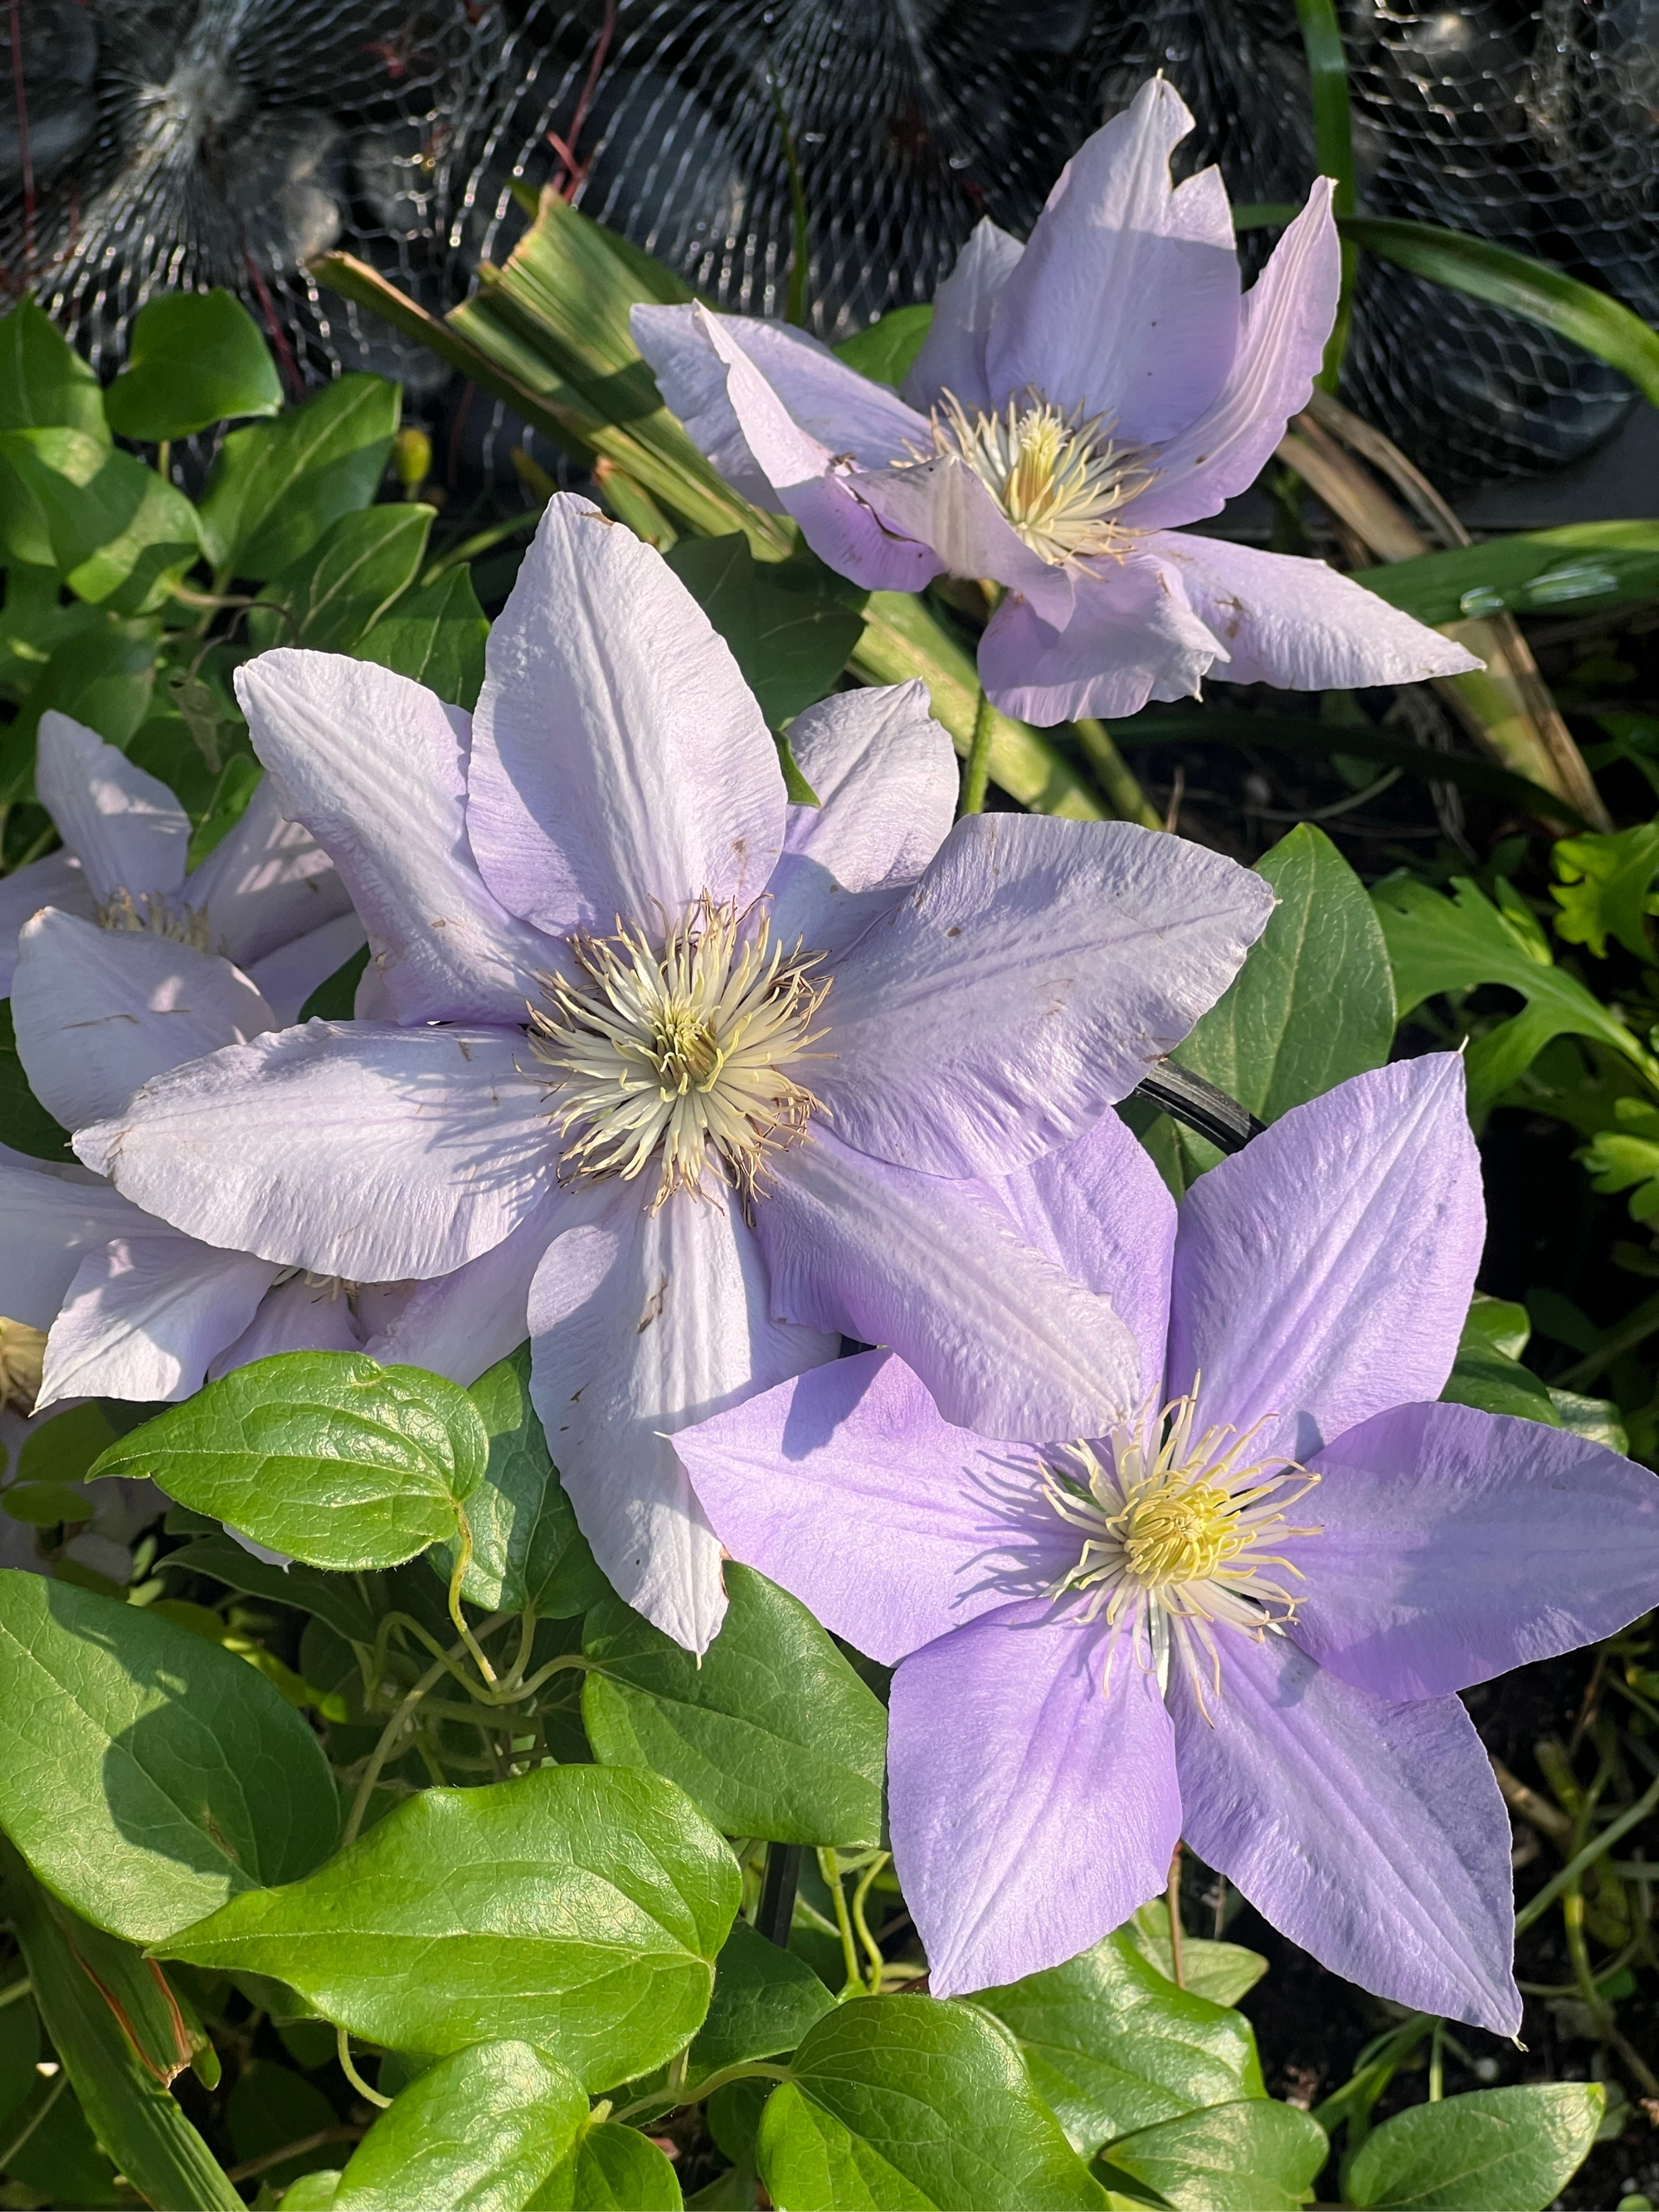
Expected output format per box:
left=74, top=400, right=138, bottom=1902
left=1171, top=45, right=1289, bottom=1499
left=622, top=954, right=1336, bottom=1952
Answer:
left=1294, top=0, right=1356, bottom=385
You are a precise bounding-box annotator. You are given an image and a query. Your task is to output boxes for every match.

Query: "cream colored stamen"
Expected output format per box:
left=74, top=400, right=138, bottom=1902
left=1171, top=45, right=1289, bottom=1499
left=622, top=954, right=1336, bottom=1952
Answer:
left=95, top=887, right=211, bottom=950
left=0, top=1319, right=47, bottom=1418
left=528, top=895, right=830, bottom=1210
left=913, top=386, right=1156, bottom=565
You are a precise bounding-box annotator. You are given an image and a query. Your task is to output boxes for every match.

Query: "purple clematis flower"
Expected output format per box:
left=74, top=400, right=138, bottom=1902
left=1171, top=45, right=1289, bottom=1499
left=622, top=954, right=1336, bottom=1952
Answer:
left=675, top=1055, right=1659, bottom=2027
left=0, top=711, right=392, bottom=1408
left=68, top=493, right=1273, bottom=1648
left=632, top=78, right=1477, bottom=725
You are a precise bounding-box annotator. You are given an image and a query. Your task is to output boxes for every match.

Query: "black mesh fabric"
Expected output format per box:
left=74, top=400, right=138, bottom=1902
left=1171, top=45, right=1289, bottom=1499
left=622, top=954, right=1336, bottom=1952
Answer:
left=4, top=0, right=1656, bottom=486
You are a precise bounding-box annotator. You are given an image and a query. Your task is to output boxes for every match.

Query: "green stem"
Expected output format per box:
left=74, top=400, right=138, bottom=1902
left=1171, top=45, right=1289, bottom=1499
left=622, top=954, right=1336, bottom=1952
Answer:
left=1515, top=1767, right=1659, bottom=1934
left=343, top=1646, right=458, bottom=1847
left=849, top=1855, right=888, bottom=1994
left=447, top=1514, right=497, bottom=1686
left=0, top=2071, right=64, bottom=2174
left=336, top=2026, right=392, bottom=2111
left=1427, top=2020, right=1444, bottom=2103
left=1294, top=0, right=1357, bottom=387
left=611, top=2059, right=792, bottom=2128
left=818, top=1848, right=864, bottom=1996
left=1071, top=717, right=1164, bottom=829
left=768, top=67, right=810, bottom=328
left=958, top=686, right=997, bottom=816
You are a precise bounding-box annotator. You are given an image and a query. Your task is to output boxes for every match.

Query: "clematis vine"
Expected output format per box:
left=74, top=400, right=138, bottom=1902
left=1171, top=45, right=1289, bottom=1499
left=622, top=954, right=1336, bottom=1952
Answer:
left=0, top=711, right=390, bottom=1409
left=675, top=1055, right=1659, bottom=2026
left=69, top=493, right=1274, bottom=1648
left=632, top=77, right=1477, bottom=724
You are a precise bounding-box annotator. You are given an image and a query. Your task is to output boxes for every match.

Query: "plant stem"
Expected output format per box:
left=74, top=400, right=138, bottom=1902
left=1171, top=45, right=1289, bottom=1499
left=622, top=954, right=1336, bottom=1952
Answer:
left=336, top=2027, right=392, bottom=2111
left=1071, top=717, right=1164, bottom=829
left=818, top=1848, right=864, bottom=1995
left=1293, top=0, right=1356, bottom=386
left=1515, top=1767, right=1659, bottom=1934
left=1166, top=1845, right=1186, bottom=1990
left=611, top=2059, right=793, bottom=2127
left=959, top=686, right=996, bottom=816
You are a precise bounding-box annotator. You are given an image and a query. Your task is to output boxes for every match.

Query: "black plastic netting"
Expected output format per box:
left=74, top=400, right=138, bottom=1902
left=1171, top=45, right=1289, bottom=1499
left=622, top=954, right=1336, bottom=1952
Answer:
left=3, top=0, right=1656, bottom=491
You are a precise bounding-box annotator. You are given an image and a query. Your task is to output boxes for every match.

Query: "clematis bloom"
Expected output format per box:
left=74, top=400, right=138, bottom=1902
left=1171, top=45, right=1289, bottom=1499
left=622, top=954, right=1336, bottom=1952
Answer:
left=70, top=493, right=1273, bottom=1648
left=675, top=1055, right=1659, bottom=2026
left=632, top=78, right=1477, bottom=724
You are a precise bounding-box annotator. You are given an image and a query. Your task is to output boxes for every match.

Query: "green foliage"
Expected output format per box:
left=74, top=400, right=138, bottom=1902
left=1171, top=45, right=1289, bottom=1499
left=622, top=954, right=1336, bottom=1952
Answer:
left=356, top=562, right=490, bottom=708
left=1100, top=2098, right=1329, bottom=2210
left=197, top=373, right=401, bottom=580
left=832, top=305, right=934, bottom=389
left=0, top=1571, right=338, bottom=1941
left=688, top=1919, right=836, bottom=2078
left=531, top=2117, right=684, bottom=2210
left=664, top=535, right=866, bottom=729
left=247, top=501, right=434, bottom=654
left=1343, top=2083, right=1604, bottom=2210
left=1550, top=820, right=1659, bottom=960
left=1356, top=521, right=1659, bottom=628
left=104, top=289, right=284, bottom=443
left=330, top=2039, right=588, bottom=2210
left=90, top=1352, right=489, bottom=1571
left=159, top=1766, right=741, bottom=2085
left=581, top=1564, right=888, bottom=1845
left=757, top=1996, right=1110, bottom=2209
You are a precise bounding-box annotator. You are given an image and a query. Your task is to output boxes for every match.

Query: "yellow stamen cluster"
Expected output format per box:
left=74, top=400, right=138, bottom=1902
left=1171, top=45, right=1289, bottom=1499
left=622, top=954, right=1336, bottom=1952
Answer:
left=1043, top=1386, right=1321, bottom=1711
left=95, top=887, right=212, bottom=950
left=920, top=386, right=1155, bottom=565
left=528, top=896, right=830, bottom=1210
left=0, top=1318, right=47, bottom=1418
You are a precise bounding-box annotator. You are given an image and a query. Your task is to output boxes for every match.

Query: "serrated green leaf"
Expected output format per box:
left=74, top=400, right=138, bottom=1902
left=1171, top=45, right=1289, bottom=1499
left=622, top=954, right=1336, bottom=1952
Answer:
left=0, top=1573, right=339, bottom=1943
left=970, top=1930, right=1263, bottom=2159
left=249, top=503, right=434, bottom=655
left=664, top=537, right=865, bottom=730
left=1345, top=2083, right=1602, bottom=2210
left=1550, top=822, right=1659, bottom=963
left=582, top=1565, right=886, bottom=1846
left=432, top=1344, right=605, bottom=1616
left=198, top=374, right=400, bottom=580
left=1100, top=2097, right=1327, bottom=2211
left=90, top=1351, right=489, bottom=1571
left=332, top=2039, right=588, bottom=2211
left=105, top=289, right=283, bottom=442
left=688, top=1919, right=835, bottom=2080
left=833, top=307, right=933, bottom=391
left=756, top=1996, right=1109, bottom=2210
left=1374, top=872, right=1659, bottom=1120
left=159, top=1765, right=740, bottom=2087
left=530, top=2117, right=684, bottom=2210
left=355, top=563, right=490, bottom=709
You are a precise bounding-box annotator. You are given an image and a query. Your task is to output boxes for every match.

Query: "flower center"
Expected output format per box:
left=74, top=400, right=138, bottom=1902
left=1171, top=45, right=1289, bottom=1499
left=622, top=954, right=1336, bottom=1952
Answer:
left=1042, top=1387, right=1321, bottom=1707
left=919, top=387, right=1155, bottom=565
left=95, top=887, right=212, bottom=951
left=528, top=894, right=831, bottom=1210
left=0, top=1318, right=46, bottom=1417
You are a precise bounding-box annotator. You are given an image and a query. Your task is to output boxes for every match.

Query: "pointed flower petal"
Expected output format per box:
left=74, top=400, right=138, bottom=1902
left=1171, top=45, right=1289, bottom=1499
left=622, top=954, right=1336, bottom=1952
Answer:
left=466, top=495, right=787, bottom=938
left=820, top=814, right=1273, bottom=1176
left=236, top=651, right=552, bottom=1025
left=890, top=1605, right=1179, bottom=1999
left=902, top=218, right=1026, bottom=415
left=207, top=1269, right=362, bottom=1380
left=39, top=1232, right=279, bottom=1409
left=182, top=775, right=353, bottom=973
left=0, top=1142, right=147, bottom=1330
left=0, top=851, right=91, bottom=997
left=35, top=712, right=189, bottom=907
left=362, top=1194, right=567, bottom=1390
left=1170, top=1627, right=1520, bottom=2035
left=1292, top=1399, right=1659, bottom=1699
left=1168, top=1054, right=1484, bottom=1466
left=75, top=1023, right=555, bottom=1284
left=977, top=552, right=1224, bottom=724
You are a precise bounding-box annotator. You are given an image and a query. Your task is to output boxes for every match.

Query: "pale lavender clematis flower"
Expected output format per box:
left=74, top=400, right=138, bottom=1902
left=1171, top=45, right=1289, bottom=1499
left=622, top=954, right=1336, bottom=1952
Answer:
left=676, top=1055, right=1659, bottom=2027
left=0, top=712, right=384, bottom=1408
left=632, top=78, right=1477, bottom=725
left=71, top=493, right=1274, bottom=1649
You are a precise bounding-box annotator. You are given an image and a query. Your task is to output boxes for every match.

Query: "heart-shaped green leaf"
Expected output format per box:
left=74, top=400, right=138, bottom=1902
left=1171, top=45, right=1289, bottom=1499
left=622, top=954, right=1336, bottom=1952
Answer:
left=332, top=2040, right=588, bottom=2212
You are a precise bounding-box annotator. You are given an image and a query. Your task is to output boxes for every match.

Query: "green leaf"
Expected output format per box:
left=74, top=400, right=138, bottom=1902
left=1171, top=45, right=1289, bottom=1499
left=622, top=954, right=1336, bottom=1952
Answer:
left=0, top=999, right=74, bottom=1159
left=757, top=1996, right=1110, bottom=2210
left=0, top=611, right=162, bottom=803
left=1355, top=521, right=1659, bottom=628
left=582, top=1564, right=887, bottom=1846
left=198, top=373, right=400, bottom=581
left=355, top=564, right=490, bottom=709
left=331, top=2039, right=588, bottom=2211
left=1440, top=1296, right=1561, bottom=1427
left=664, top=537, right=866, bottom=729
left=1344, top=2083, right=1603, bottom=2210
left=105, top=289, right=283, bottom=442
left=249, top=503, right=435, bottom=655
left=688, top=1919, right=836, bottom=2079
left=832, top=307, right=933, bottom=391
left=1100, top=2098, right=1328, bottom=2211
left=431, top=1345, right=605, bottom=1616
left=89, top=1351, right=489, bottom=1571
left=1124, top=1921, right=1268, bottom=2010
left=163, top=1532, right=382, bottom=1646
left=226, top=2059, right=343, bottom=2189
left=0, top=299, right=108, bottom=441
left=1374, top=873, right=1659, bottom=1120
left=17, top=1402, right=117, bottom=1485
left=159, top=1765, right=741, bottom=2087
left=298, top=943, right=372, bottom=1022
left=1550, top=822, right=1659, bottom=962
left=1343, top=216, right=1659, bottom=411
left=531, top=2117, right=684, bottom=2210
left=0, top=427, right=201, bottom=610
left=285, top=2174, right=344, bottom=2210
left=0, top=1571, right=339, bottom=1942
left=970, top=1929, right=1264, bottom=2159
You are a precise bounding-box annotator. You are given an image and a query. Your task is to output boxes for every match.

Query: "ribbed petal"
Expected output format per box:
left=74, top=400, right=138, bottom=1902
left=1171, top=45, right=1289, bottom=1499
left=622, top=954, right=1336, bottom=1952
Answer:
left=236, top=650, right=552, bottom=1025
left=75, top=1022, right=555, bottom=1285
left=902, top=218, right=1026, bottom=415
left=1291, top=1399, right=1659, bottom=1699
left=362, top=1193, right=569, bottom=1388
left=183, top=774, right=353, bottom=973
left=675, top=1349, right=1071, bottom=1665
left=39, top=1231, right=280, bottom=1408
left=207, top=1270, right=363, bottom=1381
left=242, top=910, right=368, bottom=1028
left=819, top=814, right=1273, bottom=1176
left=466, top=494, right=787, bottom=937
left=890, top=1603, right=1179, bottom=1999
left=1168, top=1055, right=1483, bottom=1466
left=0, top=1142, right=147, bottom=1330
left=1170, top=1627, right=1520, bottom=2035
left=846, top=456, right=1076, bottom=623
left=0, top=850, right=91, bottom=998
left=34, top=712, right=189, bottom=906
left=977, top=552, right=1225, bottom=724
